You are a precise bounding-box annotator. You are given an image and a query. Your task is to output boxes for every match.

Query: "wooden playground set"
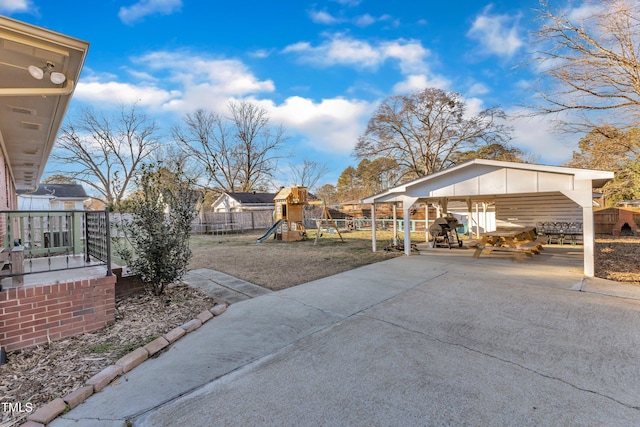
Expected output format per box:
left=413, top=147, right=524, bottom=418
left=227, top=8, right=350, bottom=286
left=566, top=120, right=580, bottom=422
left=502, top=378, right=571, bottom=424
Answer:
left=256, top=186, right=343, bottom=244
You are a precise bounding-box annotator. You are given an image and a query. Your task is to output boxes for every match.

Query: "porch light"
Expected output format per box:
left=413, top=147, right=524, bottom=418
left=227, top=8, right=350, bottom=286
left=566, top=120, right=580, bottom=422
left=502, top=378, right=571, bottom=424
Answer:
left=28, top=61, right=66, bottom=84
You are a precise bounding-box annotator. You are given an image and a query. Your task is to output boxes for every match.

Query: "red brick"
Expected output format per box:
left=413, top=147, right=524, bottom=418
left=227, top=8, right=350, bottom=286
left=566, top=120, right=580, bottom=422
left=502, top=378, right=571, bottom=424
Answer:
left=144, top=336, right=169, bottom=356
left=181, top=318, right=202, bottom=333
left=63, top=385, right=94, bottom=409
left=20, top=306, right=47, bottom=317
left=116, top=347, right=148, bottom=373
left=46, top=313, right=71, bottom=323
left=3, top=304, right=28, bottom=314
left=2, top=316, right=23, bottom=327
left=0, top=299, right=18, bottom=307
left=40, top=301, right=72, bottom=311
left=47, top=325, right=73, bottom=335
left=21, top=330, right=47, bottom=341
left=164, top=326, right=186, bottom=343
left=26, top=397, right=66, bottom=424
left=86, top=365, right=123, bottom=391
left=7, top=338, right=34, bottom=351
left=1, top=307, right=19, bottom=317
left=197, top=310, right=214, bottom=323
left=20, top=318, right=47, bottom=330
left=23, top=293, right=47, bottom=303
left=211, top=303, right=228, bottom=316
left=60, top=305, right=76, bottom=314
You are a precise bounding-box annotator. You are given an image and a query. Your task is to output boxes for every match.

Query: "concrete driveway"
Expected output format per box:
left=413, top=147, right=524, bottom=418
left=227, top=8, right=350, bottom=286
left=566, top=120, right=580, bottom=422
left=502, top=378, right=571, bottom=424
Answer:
left=52, top=246, right=640, bottom=426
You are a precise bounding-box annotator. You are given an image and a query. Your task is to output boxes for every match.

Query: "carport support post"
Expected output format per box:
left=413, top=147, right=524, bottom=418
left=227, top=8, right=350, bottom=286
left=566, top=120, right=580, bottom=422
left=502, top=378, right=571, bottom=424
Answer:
left=562, top=188, right=596, bottom=277
left=582, top=205, right=595, bottom=277
left=425, top=204, right=429, bottom=242
left=402, top=196, right=418, bottom=256
left=392, top=203, right=398, bottom=246
left=371, top=203, right=377, bottom=252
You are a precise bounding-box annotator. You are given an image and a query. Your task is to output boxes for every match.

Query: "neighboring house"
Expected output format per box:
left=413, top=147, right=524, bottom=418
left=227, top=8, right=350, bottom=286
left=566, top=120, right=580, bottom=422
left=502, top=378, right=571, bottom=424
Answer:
left=17, top=183, right=88, bottom=210
left=212, top=191, right=276, bottom=212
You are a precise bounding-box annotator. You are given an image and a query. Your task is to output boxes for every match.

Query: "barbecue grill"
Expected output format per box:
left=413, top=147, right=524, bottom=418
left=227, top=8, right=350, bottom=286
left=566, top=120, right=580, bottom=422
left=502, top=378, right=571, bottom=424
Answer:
left=429, top=216, right=463, bottom=249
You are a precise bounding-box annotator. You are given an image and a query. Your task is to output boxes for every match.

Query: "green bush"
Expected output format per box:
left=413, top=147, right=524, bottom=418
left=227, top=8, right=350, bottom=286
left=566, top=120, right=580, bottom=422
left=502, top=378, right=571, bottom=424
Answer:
left=114, top=163, right=200, bottom=295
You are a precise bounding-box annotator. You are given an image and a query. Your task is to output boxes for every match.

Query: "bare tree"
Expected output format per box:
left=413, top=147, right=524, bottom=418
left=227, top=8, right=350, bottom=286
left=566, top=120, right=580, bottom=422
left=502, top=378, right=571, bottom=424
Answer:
left=531, top=0, right=640, bottom=128
left=50, top=104, right=159, bottom=207
left=354, top=88, right=512, bottom=180
left=289, top=159, right=328, bottom=191
left=173, top=100, right=287, bottom=192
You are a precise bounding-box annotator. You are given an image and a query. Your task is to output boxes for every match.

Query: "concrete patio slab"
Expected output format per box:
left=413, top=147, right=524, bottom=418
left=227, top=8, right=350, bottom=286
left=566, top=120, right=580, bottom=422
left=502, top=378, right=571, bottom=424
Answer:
left=50, top=248, right=640, bottom=426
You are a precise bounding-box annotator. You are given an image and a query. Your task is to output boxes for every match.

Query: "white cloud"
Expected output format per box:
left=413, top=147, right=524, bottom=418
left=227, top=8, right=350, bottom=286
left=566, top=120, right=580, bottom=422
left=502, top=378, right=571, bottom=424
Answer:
left=75, top=51, right=275, bottom=114
left=465, top=97, right=485, bottom=118
left=467, top=82, right=490, bottom=96
left=309, top=9, right=342, bottom=25
left=0, top=0, right=34, bottom=13
left=119, top=0, right=182, bottom=25
left=265, top=96, right=375, bottom=154
left=507, top=110, right=575, bottom=164
left=567, top=2, right=604, bottom=22
left=75, top=80, right=178, bottom=107
left=353, top=13, right=392, bottom=27
left=332, top=0, right=361, bottom=6
left=248, top=48, right=274, bottom=59
left=283, top=34, right=430, bottom=74
left=467, top=5, right=523, bottom=58
left=393, top=74, right=449, bottom=93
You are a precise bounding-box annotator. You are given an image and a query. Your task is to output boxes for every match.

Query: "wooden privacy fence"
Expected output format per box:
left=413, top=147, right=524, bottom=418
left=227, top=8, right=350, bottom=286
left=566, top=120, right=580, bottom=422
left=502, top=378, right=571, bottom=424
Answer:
left=594, top=207, right=640, bottom=236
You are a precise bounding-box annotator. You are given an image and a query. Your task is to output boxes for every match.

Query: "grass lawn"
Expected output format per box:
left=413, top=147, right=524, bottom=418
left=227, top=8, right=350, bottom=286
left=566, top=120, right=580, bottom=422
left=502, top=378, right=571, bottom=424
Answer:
left=188, top=229, right=427, bottom=291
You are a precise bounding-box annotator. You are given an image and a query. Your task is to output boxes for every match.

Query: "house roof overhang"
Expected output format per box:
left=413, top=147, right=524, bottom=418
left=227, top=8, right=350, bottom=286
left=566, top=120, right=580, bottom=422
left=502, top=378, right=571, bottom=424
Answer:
left=0, top=16, right=89, bottom=191
left=360, top=159, right=615, bottom=205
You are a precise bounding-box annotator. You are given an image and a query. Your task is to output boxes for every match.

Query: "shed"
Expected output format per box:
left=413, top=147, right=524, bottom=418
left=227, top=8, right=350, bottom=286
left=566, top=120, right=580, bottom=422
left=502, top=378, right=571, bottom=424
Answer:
left=212, top=191, right=276, bottom=213
left=361, top=159, right=614, bottom=277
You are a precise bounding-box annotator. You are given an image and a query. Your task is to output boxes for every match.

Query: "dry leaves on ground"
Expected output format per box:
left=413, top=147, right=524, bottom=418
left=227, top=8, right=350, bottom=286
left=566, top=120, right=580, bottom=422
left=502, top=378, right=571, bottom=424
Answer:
left=1, top=283, right=216, bottom=427
left=594, top=237, right=640, bottom=285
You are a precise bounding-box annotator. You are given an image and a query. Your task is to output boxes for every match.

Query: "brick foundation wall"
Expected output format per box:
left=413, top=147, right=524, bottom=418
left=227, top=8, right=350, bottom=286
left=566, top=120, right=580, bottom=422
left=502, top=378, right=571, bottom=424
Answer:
left=0, top=275, right=116, bottom=352
left=113, top=267, right=145, bottom=298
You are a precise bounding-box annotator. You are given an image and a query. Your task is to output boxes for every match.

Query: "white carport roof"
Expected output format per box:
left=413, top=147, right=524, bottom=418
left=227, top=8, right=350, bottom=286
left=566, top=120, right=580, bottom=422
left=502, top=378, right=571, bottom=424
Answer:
left=361, top=159, right=613, bottom=204
left=360, top=159, right=615, bottom=277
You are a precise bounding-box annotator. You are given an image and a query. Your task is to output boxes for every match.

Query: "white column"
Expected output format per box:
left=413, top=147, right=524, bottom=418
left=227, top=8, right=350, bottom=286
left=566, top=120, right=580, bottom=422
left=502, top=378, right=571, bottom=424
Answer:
left=582, top=205, right=595, bottom=277
left=371, top=203, right=377, bottom=252
left=425, top=204, right=429, bottom=242
left=392, top=203, right=398, bottom=246
left=402, top=196, right=418, bottom=256
left=562, top=186, right=597, bottom=277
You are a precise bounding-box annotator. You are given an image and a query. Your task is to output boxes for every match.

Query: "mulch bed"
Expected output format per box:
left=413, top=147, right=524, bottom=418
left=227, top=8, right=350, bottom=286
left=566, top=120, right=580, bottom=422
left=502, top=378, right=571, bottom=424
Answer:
left=594, top=237, right=640, bottom=285
left=1, top=283, right=215, bottom=426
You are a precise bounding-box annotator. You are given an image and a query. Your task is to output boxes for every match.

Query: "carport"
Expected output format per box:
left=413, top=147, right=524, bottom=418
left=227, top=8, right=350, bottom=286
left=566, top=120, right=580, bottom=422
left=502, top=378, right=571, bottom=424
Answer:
left=360, top=159, right=614, bottom=276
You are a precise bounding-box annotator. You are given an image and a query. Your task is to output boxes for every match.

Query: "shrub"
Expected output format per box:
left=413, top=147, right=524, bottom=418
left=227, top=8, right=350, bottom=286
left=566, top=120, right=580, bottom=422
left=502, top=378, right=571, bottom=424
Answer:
left=114, top=163, right=200, bottom=295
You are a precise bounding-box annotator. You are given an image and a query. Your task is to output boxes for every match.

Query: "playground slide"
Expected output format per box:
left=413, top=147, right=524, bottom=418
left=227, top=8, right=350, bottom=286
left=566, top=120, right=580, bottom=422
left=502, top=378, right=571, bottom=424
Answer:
left=256, top=219, right=284, bottom=243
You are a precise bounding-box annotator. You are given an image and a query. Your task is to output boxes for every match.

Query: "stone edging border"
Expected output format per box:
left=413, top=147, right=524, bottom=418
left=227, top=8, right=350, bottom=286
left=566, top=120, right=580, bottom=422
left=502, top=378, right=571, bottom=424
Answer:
left=20, top=302, right=228, bottom=427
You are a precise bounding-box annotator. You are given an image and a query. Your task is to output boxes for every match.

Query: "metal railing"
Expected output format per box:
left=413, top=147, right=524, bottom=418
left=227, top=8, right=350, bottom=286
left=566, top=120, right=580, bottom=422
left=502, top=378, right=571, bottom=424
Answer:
left=0, top=208, right=112, bottom=281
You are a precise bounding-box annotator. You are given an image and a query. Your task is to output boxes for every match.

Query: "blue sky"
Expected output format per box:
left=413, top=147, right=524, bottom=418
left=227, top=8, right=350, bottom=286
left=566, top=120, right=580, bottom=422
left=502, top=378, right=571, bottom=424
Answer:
left=1, top=0, right=586, bottom=189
